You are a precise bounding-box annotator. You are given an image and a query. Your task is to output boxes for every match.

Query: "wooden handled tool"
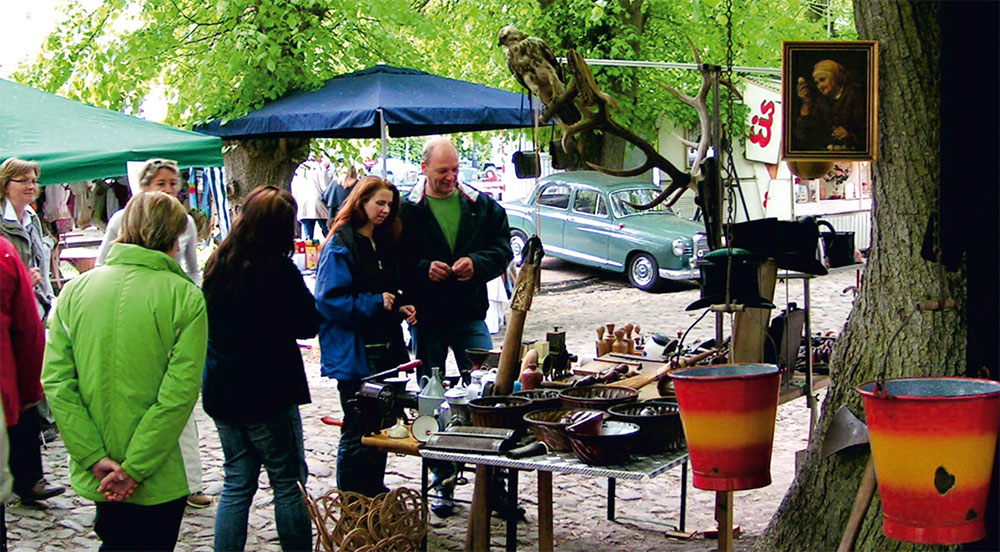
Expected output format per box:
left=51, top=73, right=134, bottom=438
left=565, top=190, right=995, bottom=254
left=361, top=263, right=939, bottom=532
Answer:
left=616, top=349, right=719, bottom=390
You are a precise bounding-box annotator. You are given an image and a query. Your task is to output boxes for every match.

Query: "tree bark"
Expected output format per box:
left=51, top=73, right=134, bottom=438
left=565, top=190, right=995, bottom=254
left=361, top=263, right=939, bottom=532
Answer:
left=756, top=3, right=968, bottom=551
left=222, top=138, right=310, bottom=210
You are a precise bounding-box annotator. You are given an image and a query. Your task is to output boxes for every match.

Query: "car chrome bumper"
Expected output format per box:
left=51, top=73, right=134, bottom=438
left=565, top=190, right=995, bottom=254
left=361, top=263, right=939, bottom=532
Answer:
left=659, top=266, right=700, bottom=280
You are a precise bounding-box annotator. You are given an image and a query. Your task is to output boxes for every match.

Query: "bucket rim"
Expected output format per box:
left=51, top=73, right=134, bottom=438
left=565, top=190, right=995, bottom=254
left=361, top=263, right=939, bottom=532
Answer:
left=670, top=363, right=779, bottom=381
left=857, top=376, right=1000, bottom=400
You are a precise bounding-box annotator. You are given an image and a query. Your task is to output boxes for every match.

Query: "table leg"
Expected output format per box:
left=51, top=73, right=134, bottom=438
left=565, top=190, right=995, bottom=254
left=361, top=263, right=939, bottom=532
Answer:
left=420, top=461, right=428, bottom=552
left=465, top=465, right=492, bottom=552
left=715, top=491, right=734, bottom=552
left=506, top=469, right=518, bottom=552
left=538, top=471, right=553, bottom=552
left=607, top=478, right=616, bottom=521
left=680, top=459, right=688, bottom=532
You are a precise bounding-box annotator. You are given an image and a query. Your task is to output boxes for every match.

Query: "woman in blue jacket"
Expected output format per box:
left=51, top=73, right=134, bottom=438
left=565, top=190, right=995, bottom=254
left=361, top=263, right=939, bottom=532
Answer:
left=315, top=176, right=416, bottom=497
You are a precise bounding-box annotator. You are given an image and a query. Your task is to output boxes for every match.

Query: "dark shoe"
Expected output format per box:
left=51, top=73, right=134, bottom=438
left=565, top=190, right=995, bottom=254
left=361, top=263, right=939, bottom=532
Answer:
left=430, top=497, right=455, bottom=518
left=40, top=427, right=60, bottom=444
left=19, top=479, right=66, bottom=502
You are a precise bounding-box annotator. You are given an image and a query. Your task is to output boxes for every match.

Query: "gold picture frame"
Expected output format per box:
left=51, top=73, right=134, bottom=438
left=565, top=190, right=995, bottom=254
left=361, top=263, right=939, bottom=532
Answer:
left=782, top=41, right=879, bottom=161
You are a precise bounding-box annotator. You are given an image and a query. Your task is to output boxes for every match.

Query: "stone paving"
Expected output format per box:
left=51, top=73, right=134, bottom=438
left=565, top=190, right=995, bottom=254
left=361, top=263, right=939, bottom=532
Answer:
left=4, top=267, right=860, bottom=551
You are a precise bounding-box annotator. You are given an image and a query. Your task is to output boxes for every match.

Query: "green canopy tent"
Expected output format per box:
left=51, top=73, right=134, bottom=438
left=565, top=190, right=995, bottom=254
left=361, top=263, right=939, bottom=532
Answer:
left=0, top=78, right=223, bottom=185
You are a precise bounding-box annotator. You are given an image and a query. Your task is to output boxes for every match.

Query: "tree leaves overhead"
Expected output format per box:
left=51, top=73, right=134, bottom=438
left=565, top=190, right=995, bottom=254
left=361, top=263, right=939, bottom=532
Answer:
left=16, top=0, right=853, bottom=145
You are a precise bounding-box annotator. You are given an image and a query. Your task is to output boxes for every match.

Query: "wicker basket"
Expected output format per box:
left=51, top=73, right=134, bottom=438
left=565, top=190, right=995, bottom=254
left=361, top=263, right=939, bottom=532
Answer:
left=298, top=484, right=426, bottom=552
left=566, top=420, right=640, bottom=466
left=607, top=401, right=685, bottom=454
left=513, top=389, right=562, bottom=412
left=523, top=408, right=604, bottom=452
left=468, top=396, right=533, bottom=432
left=559, top=385, right=638, bottom=410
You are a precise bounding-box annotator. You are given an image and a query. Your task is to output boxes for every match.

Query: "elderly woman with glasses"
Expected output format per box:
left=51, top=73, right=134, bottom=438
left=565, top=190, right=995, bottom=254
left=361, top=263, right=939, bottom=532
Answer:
left=96, top=158, right=201, bottom=285
left=0, top=158, right=55, bottom=314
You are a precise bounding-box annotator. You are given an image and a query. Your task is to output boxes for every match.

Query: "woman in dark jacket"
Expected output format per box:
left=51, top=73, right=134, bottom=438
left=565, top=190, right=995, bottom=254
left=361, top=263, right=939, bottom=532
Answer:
left=202, top=186, right=319, bottom=552
left=315, top=176, right=416, bottom=497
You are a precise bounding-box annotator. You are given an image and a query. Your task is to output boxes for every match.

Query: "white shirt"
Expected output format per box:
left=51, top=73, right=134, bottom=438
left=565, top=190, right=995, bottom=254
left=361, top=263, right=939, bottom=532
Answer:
left=96, top=209, right=202, bottom=286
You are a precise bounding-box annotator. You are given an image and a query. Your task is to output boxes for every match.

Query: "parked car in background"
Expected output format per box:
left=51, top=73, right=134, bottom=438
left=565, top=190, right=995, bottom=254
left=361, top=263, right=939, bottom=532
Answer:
left=461, top=165, right=505, bottom=200
left=502, top=171, right=709, bottom=291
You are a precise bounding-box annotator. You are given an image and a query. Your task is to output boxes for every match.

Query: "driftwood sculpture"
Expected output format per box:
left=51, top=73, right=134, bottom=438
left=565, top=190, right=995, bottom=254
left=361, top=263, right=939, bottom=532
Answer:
left=500, top=26, right=718, bottom=210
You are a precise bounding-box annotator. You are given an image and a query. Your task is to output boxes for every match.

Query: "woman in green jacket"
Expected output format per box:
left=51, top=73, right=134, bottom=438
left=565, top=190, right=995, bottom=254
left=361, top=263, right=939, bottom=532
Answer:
left=42, top=191, right=208, bottom=552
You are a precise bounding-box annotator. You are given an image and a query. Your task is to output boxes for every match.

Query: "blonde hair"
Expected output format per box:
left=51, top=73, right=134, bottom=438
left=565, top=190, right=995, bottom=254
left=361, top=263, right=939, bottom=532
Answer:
left=0, top=157, right=41, bottom=199
left=118, top=191, right=188, bottom=253
left=137, top=158, right=179, bottom=188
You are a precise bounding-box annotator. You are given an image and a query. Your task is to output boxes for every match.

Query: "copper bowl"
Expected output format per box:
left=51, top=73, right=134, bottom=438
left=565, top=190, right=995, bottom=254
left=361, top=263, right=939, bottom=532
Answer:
left=523, top=408, right=604, bottom=452
left=566, top=420, right=640, bottom=466
left=559, top=385, right=639, bottom=411
left=607, top=401, right=684, bottom=454
left=468, top=396, right=533, bottom=432
left=514, top=389, right=562, bottom=412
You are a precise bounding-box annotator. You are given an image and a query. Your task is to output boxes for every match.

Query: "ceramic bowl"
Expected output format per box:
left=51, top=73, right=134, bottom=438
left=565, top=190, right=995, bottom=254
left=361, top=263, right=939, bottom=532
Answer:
left=468, top=396, right=533, bottom=432
left=566, top=420, right=640, bottom=466
left=523, top=408, right=604, bottom=452
left=607, top=401, right=685, bottom=454
left=559, top=385, right=639, bottom=411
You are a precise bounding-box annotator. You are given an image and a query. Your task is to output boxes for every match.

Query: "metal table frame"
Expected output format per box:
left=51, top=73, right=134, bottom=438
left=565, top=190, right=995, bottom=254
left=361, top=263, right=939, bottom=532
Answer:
left=420, top=448, right=689, bottom=551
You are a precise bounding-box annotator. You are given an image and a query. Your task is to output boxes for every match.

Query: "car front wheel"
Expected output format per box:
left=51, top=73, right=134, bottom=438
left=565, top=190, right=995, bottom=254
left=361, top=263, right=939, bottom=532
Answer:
left=627, top=252, right=660, bottom=291
left=510, top=229, right=529, bottom=265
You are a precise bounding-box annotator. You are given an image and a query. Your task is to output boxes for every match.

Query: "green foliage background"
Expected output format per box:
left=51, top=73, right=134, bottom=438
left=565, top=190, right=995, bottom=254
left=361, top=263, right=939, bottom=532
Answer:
left=14, top=0, right=854, bottom=163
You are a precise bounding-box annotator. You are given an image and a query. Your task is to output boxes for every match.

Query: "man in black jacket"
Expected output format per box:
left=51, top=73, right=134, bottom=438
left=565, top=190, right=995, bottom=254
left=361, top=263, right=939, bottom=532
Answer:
left=400, top=137, right=512, bottom=516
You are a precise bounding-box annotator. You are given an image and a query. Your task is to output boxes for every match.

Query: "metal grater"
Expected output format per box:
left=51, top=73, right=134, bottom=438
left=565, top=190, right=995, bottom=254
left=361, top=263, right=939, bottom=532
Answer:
left=423, top=426, right=517, bottom=454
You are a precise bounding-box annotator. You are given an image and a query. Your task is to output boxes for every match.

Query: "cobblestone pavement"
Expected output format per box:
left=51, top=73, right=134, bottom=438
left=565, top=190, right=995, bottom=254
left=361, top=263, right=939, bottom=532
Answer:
left=4, top=268, right=859, bottom=551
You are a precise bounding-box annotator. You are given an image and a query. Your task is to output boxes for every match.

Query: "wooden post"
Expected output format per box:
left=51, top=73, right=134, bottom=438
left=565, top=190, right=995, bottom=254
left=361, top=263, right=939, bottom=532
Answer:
left=494, top=242, right=542, bottom=396
left=731, top=259, right=778, bottom=363
left=715, top=491, right=734, bottom=552
left=465, top=465, right=493, bottom=551
left=538, top=471, right=553, bottom=552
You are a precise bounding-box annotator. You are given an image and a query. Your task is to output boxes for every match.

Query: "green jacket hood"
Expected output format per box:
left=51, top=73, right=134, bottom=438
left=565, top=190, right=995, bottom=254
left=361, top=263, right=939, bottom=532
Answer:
left=104, top=243, right=193, bottom=284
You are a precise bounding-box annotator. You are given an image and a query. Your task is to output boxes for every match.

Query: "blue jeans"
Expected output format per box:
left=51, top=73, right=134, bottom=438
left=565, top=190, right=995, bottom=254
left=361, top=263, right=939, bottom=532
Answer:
left=300, top=219, right=328, bottom=241
left=213, top=406, right=311, bottom=552
left=410, top=319, right=493, bottom=382
left=337, top=379, right=390, bottom=497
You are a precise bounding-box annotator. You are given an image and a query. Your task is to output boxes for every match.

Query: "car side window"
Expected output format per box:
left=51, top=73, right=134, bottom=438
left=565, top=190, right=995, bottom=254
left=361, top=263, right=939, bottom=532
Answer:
left=595, top=195, right=607, bottom=216
left=537, top=184, right=570, bottom=209
left=573, top=189, right=603, bottom=216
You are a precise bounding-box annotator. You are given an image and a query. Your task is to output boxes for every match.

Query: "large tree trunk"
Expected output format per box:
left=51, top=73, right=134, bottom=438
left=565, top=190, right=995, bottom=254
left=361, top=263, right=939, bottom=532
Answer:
left=756, top=3, right=969, bottom=551
left=222, top=138, right=310, bottom=207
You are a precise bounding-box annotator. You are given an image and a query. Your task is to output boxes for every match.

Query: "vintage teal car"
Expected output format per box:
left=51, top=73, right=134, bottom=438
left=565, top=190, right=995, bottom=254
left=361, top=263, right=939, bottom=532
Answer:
left=502, top=172, right=709, bottom=291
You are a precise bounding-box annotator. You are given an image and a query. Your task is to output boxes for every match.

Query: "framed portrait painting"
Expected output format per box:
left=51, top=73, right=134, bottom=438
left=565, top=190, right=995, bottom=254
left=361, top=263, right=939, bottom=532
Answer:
left=782, top=41, right=879, bottom=161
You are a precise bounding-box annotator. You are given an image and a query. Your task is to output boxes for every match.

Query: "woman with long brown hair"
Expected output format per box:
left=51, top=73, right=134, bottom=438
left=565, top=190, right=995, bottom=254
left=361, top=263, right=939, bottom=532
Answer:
left=202, top=186, right=319, bottom=551
left=315, top=176, right=416, bottom=497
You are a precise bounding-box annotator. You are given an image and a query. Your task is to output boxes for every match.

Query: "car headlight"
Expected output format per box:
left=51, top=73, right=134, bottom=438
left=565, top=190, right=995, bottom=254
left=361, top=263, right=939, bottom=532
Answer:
left=672, top=238, right=686, bottom=257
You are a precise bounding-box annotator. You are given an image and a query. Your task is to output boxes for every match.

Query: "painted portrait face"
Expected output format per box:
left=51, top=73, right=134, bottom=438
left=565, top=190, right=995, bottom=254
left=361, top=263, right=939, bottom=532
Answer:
left=422, top=144, right=460, bottom=198
left=145, top=167, right=181, bottom=197
left=5, top=170, right=40, bottom=207
left=814, top=72, right=839, bottom=96
left=364, top=188, right=394, bottom=226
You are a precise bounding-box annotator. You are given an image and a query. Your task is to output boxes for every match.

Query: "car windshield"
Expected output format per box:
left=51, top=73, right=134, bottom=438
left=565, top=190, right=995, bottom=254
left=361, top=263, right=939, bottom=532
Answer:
left=610, top=188, right=674, bottom=217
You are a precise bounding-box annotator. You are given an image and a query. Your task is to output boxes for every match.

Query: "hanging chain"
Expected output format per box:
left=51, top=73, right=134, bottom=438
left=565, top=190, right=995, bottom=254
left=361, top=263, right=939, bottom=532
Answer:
left=722, top=0, right=739, bottom=315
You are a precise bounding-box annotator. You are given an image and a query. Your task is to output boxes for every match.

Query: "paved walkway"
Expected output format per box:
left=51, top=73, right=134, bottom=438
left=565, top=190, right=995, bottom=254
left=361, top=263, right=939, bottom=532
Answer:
left=4, top=268, right=861, bottom=551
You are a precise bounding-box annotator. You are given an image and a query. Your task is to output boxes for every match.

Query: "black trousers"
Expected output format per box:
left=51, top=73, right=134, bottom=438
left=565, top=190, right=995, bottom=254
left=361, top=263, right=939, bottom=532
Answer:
left=94, top=497, right=186, bottom=551
left=6, top=406, right=42, bottom=496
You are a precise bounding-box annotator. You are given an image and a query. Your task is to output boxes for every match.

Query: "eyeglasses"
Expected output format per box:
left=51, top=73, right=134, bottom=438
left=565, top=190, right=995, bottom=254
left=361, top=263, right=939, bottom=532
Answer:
left=9, top=178, right=39, bottom=186
left=145, top=159, right=179, bottom=171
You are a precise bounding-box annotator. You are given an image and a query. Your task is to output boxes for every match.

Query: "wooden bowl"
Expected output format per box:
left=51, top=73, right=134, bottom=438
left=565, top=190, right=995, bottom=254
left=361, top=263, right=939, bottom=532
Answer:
left=514, top=389, right=562, bottom=412
left=523, top=408, right=604, bottom=452
left=566, top=420, right=640, bottom=466
left=468, top=396, right=533, bottom=432
left=607, top=401, right=685, bottom=454
left=559, top=385, right=639, bottom=411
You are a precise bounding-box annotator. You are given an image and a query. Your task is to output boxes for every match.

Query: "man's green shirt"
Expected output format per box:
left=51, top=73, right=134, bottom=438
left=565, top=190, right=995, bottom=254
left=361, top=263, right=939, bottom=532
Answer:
left=426, top=192, right=461, bottom=253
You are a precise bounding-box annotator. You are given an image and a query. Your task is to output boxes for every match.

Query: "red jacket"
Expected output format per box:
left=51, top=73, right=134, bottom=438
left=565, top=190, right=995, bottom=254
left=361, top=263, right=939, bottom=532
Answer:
left=0, top=236, right=44, bottom=427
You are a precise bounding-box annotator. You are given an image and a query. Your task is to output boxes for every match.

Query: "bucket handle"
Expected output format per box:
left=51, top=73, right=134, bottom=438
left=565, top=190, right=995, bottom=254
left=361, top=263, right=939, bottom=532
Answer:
left=876, top=304, right=922, bottom=397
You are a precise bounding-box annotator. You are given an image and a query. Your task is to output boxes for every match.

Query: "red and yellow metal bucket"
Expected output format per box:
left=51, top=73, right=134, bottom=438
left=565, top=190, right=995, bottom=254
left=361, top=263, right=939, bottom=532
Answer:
left=671, top=364, right=780, bottom=491
left=858, top=377, right=1000, bottom=544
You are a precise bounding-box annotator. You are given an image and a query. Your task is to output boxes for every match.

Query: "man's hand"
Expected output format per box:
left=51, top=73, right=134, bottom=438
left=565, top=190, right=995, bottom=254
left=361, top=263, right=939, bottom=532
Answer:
left=428, top=261, right=452, bottom=282
left=92, top=457, right=137, bottom=502
left=451, top=257, right=475, bottom=282
left=382, top=292, right=396, bottom=311
left=399, top=305, right=417, bottom=325
left=28, top=267, right=42, bottom=287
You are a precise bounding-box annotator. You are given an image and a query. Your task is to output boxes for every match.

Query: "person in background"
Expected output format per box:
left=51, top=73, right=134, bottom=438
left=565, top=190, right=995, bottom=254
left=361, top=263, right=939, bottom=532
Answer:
left=0, top=158, right=55, bottom=316
left=1, top=235, right=64, bottom=504
left=94, top=158, right=210, bottom=509
left=399, top=136, right=512, bottom=516
left=290, top=157, right=331, bottom=241
left=42, top=191, right=208, bottom=551
left=96, top=158, right=201, bottom=285
left=325, top=165, right=360, bottom=217
left=201, top=186, right=318, bottom=552
left=316, top=176, right=416, bottom=498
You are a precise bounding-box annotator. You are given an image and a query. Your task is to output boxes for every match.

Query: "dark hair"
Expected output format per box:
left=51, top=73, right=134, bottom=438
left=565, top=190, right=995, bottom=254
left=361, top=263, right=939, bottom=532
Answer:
left=321, top=176, right=401, bottom=251
left=203, top=186, right=297, bottom=301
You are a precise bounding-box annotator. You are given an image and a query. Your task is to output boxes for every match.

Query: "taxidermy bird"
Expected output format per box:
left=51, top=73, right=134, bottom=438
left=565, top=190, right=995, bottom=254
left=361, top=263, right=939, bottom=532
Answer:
left=498, top=25, right=581, bottom=126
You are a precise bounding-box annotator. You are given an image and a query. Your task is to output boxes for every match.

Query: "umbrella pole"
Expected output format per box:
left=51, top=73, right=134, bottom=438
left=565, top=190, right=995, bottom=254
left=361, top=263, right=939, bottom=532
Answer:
left=379, top=108, right=388, bottom=179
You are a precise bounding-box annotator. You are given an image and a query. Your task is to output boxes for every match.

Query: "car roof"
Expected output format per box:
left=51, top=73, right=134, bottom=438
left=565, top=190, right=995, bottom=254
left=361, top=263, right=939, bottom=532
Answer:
left=539, top=171, right=660, bottom=191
